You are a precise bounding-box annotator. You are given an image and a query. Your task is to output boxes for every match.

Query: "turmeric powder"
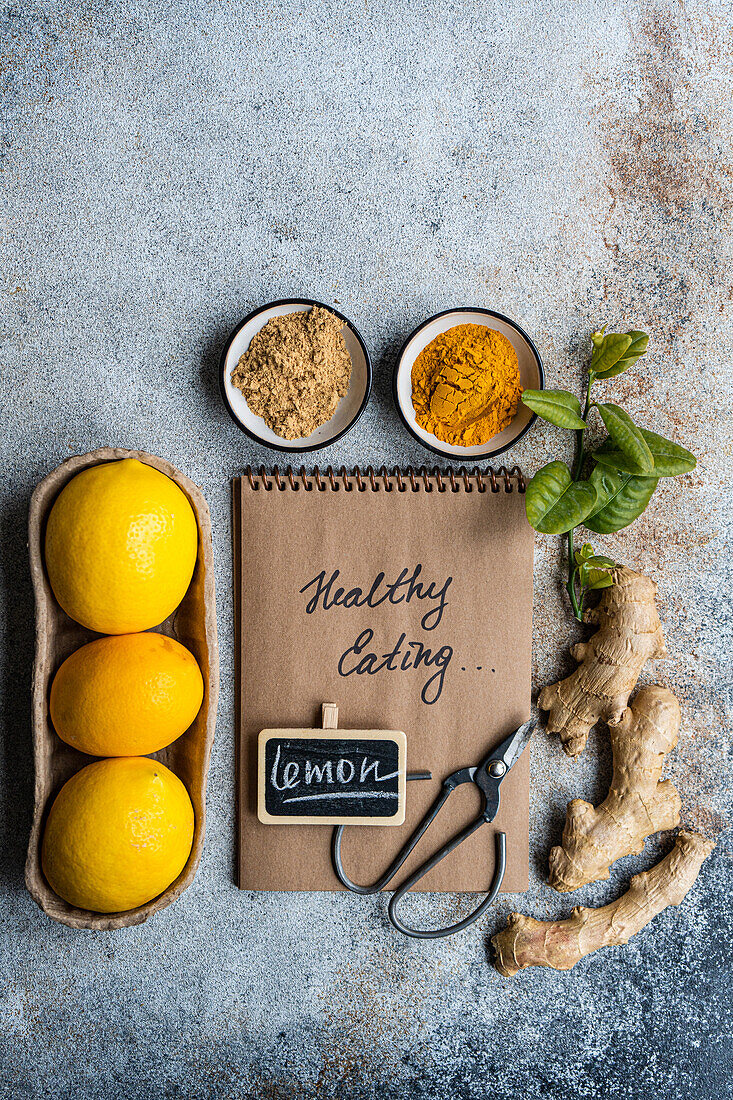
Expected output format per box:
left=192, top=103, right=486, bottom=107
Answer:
left=411, top=324, right=522, bottom=447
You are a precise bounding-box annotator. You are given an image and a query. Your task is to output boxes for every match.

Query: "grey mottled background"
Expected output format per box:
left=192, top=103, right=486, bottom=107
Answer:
left=1, top=1, right=732, bottom=1097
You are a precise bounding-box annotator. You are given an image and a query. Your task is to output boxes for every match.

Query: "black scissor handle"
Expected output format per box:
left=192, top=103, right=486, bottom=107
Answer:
left=388, top=829, right=506, bottom=939
left=331, top=772, right=441, bottom=896
left=331, top=772, right=507, bottom=938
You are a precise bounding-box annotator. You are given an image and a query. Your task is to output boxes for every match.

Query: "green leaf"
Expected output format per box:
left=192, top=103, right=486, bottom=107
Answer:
left=521, top=389, right=587, bottom=429
left=595, top=403, right=655, bottom=473
left=581, top=560, right=616, bottom=587
left=589, top=460, right=629, bottom=506
left=525, top=461, right=597, bottom=534
left=576, top=540, right=616, bottom=588
left=593, top=330, right=649, bottom=379
left=593, top=448, right=653, bottom=476
left=594, top=427, right=696, bottom=477
left=574, top=542, right=595, bottom=566
left=583, top=472, right=659, bottom=533
left=590, top=333, right=632, bottom=376
left=634, top=427, right=695, bottom=475
left=578, top=563, right=612, bottom=587
left=586, top=573, right=615, bottom=590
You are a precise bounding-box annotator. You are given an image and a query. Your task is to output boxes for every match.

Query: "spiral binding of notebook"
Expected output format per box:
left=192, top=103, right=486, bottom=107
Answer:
left=243, top=465, right=526, bottom=493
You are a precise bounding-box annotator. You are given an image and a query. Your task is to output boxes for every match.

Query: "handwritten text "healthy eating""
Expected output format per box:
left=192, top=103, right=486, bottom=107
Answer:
left=299, top=565, right=454, bottom=704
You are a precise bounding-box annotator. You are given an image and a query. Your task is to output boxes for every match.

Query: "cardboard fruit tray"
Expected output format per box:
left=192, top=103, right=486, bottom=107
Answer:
left=25, top=448, right=219, bottom=929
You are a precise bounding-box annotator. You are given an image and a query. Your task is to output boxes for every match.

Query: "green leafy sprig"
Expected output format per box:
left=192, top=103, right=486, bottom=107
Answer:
left=521, top=328, right=696, bottom=621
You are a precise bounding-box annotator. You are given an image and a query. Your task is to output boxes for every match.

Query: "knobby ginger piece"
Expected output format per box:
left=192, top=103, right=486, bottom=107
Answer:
left=539, top=565, right=667, bottom=758
left=549, top=685, right=682, bottom=892
left=492, top=831, right=714, bottom=976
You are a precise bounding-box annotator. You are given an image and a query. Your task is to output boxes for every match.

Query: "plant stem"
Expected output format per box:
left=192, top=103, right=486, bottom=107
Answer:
left=573, top=377, right=593, bottom=477
left=566, top=377, right=594, bottom=621
left=566, top=528, right=582, bottom=620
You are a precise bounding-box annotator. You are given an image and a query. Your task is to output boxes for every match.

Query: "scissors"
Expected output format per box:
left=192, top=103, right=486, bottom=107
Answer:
left=331, top=718, right=536, bottom=939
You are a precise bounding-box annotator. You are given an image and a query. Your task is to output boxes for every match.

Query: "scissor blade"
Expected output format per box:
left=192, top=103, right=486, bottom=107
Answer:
left=495, top=718, right=537, bottom=772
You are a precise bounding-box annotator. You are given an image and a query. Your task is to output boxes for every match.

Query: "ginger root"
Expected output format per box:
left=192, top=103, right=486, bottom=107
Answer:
left=492, top=831, right=714, bottom=975
left=539, top=565, right=667, bottom=758
left=549, top=685, right=682, bottom=891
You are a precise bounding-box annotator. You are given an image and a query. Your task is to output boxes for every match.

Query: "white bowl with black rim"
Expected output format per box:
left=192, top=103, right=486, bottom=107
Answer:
left=393, top=307, right=544, bottom=462
left=220, top=298, right=372, bottom=453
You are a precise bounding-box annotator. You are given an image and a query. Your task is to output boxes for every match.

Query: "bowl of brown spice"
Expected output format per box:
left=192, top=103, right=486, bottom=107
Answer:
left=393, top=307, right=544, bottom=461
left=220, top=298, right=372, bottom=452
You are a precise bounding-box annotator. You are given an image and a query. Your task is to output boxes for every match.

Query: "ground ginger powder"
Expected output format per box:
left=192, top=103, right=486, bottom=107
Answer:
left=231, top=307, right=351, bottom=440
left=411, top=323, right=522, bottom=447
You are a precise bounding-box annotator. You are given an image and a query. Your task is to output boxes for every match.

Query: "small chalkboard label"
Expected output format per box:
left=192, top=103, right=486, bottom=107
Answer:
left=258, top=726, right=407, bottom=826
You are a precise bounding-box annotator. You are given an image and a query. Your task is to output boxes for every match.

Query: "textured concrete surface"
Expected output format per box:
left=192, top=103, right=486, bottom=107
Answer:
left=1, top=1, right=732, bottom=1097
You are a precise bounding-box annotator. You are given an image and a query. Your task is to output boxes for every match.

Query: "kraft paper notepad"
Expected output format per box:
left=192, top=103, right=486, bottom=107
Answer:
left=234, top=466, right=534, bottom=893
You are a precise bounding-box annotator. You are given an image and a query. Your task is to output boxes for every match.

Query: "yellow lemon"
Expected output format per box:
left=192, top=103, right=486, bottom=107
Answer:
left=41, top=757, right=194, bottom=913
left=45, top=458, right=198, bottom=634
left=50, top=632, right=204, bottom=757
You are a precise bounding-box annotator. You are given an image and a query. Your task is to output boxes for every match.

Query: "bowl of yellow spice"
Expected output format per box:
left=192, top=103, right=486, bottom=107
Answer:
left=394, top=308, right=543, bottom=461
left=220, top=298, right=372, bottom=452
